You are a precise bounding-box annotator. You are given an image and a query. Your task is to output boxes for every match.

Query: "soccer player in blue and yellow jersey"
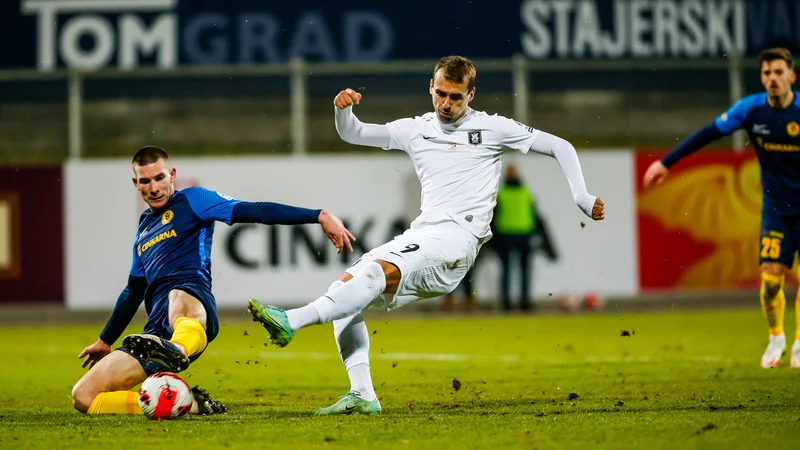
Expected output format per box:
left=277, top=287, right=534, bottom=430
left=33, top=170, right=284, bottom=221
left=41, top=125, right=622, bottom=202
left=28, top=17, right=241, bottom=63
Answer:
left=643, top=48, right=800, bottom=368
left=71, top=146, right=355, bottom=415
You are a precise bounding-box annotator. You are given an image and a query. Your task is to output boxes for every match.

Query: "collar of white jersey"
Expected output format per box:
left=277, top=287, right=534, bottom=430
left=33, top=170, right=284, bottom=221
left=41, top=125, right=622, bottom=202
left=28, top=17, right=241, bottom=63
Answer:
left=438, top=107, right=475, bottom=131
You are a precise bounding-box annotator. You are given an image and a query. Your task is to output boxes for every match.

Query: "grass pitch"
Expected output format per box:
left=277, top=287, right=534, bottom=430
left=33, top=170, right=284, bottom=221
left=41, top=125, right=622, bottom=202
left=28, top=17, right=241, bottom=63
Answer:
left=2, top=307, right=800, bottom=449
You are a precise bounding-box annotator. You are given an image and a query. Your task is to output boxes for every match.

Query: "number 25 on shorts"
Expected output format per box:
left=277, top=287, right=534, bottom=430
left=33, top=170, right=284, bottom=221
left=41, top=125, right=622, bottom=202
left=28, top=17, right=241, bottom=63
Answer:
left=761, top=236, right=781, bottom=259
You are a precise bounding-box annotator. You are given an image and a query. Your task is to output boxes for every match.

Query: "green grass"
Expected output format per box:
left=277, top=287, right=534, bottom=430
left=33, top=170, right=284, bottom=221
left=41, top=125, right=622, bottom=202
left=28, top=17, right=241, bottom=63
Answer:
left=2, top=308, right=800, bottom=449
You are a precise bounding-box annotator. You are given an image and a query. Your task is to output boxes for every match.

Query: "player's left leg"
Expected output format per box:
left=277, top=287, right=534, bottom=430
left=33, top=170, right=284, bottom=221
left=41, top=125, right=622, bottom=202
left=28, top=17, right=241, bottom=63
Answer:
left=248, top=259, right=399, bottom=347
left=72, top=350, right=147, bottom=414
left=792, top=257, right=800, bottom=368
left=72, top=348, right=226, bottom=415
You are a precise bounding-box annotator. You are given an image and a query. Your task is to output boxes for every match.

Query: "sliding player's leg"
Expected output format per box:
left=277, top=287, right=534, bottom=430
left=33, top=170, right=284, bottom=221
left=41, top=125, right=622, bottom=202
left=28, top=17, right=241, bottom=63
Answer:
left=72, top=350, right=147, bottom=414
left=123, top=280, right=218, bottom=373
left=72, top=347, right=225, bottom=415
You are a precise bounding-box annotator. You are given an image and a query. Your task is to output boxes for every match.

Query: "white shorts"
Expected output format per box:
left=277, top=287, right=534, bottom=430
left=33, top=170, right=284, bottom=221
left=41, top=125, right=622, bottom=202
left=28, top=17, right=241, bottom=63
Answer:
left=346, top=220, right=480, bottom=310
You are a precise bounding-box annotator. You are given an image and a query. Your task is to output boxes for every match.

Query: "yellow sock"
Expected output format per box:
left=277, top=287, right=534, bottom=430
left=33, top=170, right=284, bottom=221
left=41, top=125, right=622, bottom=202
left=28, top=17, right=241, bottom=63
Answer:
left=170, top=317, right=207, bottom=357
left=760, top=273, right=786, bottom=336
left=796, top=290, right=800, bottom=342
left=796, top=273, right=800, bottom=342
left=87, top=391, right=142, bottom=415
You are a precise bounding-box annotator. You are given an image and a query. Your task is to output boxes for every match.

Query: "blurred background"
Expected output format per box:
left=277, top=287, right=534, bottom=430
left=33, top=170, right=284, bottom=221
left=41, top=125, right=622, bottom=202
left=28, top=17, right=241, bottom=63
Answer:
left=1, top=0, right=798, bottom=317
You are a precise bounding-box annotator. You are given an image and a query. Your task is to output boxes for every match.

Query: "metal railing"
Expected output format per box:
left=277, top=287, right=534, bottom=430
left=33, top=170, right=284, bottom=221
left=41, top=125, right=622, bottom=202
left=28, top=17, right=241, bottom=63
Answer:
left=0, top=55, right=754, bottom=158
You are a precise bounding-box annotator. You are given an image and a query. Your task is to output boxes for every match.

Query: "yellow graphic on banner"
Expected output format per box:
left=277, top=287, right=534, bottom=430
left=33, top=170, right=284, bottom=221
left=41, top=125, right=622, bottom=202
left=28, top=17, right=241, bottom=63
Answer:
left=639, top=159, right=764, bottom=289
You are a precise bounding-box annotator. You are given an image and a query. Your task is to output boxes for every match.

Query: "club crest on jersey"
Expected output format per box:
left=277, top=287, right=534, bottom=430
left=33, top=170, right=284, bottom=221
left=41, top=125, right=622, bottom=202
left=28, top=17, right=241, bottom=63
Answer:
left=787, top=121, right=800, bottom=137
left=162, top=210, right=174, bottom=225
left=468, top=131, right=482, bottom=145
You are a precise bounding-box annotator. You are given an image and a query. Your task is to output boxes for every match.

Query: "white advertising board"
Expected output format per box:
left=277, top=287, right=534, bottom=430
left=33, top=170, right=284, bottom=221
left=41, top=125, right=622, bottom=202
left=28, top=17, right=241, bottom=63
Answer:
left=65, top=151, right=637, bottom=310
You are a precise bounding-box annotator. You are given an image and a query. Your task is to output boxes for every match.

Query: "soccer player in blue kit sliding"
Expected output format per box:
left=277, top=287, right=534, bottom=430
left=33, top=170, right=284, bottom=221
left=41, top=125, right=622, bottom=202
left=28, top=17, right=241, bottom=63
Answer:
left=71, top=146, right=355, bottom=415
left=643, top=48, right=800, bottom=369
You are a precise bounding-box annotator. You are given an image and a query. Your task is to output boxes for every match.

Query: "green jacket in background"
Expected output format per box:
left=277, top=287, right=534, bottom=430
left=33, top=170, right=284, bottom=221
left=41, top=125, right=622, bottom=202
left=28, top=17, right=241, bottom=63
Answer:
left=494, top=184, right=535, bottom=235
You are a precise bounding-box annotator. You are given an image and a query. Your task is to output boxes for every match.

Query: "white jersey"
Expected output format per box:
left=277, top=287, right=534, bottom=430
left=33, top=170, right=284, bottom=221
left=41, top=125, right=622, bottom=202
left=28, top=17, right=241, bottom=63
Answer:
left=382, top=108, right=539, bottom=241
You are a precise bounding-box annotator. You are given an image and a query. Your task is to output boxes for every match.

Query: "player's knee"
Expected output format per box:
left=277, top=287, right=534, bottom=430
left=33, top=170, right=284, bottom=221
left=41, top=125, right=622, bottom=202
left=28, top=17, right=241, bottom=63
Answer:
left=71, top=382, right=95, bottom=414
left=761, top=262, right=786, bottom=276
left=374, top=259, right=401, bottom=292
left=761, top=271, right=785, bottom=299
left=168, top=290, right=207, bottom=329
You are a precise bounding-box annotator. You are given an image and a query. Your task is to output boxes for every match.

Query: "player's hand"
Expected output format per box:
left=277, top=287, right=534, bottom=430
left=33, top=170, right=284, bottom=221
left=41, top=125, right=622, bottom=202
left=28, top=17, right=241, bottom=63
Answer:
left=643, top=160, right=669, bottom=188
left=334, top=88, right=362, bottom=109
left=318, top=210, right=356, bottom=254
left=591, top=198, right=605, bottom=221
left=78, top=338, right=112, bottom=370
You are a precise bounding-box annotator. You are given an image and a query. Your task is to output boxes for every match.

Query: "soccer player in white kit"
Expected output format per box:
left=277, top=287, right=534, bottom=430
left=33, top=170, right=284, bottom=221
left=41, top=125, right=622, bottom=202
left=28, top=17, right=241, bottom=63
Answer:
left=248, top=56, right=605, bottom=415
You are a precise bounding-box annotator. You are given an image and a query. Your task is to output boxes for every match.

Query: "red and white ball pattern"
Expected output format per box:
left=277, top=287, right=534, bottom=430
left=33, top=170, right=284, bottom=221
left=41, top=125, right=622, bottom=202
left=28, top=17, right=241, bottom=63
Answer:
left=138, top=372, right=194, bottom=420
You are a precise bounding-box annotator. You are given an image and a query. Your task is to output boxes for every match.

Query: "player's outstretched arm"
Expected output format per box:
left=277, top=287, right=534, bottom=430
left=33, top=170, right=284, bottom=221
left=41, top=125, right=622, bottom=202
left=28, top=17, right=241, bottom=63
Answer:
left=642, top=122, right=724, bottom=187
left=79, top=275, right=147, bottom=369
left=183, top=187, right=355, bottom=253
left=334, top=88, right=391, bottom=148
left=529, top=131, right=604, bottom=221
left=643, top=93, right=761, bottom=187
left=231, top=203, right=355, bottom=254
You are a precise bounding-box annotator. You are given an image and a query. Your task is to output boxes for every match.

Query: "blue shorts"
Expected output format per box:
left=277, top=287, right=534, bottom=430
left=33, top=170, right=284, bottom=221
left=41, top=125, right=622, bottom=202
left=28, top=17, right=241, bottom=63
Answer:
left=759, top=211, right=800, bottom=267
left=118, top=277, right=219, bottom=376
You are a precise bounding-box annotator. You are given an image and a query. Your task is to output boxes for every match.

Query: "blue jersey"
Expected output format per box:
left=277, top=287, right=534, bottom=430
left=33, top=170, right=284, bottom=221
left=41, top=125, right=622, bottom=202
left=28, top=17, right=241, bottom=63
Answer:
left=714, top=93, right=800, bottom=216
left=130, top=187, right=240, bottom=285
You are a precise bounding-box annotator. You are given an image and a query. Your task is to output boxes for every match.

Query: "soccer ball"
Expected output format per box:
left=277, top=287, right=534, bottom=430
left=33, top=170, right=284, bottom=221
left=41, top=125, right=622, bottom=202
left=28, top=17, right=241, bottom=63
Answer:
left=583, top=292, right=605, bottom=310
left=138, top=372, right=194, bottom=420
left=558, top=293, right=581, bottom=313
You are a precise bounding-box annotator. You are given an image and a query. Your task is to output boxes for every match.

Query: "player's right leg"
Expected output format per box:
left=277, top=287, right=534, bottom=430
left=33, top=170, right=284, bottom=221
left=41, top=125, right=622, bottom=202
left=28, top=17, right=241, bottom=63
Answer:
left=315, top=312, right=381, bottom=416
left=758, top=213, right=794, bottom=368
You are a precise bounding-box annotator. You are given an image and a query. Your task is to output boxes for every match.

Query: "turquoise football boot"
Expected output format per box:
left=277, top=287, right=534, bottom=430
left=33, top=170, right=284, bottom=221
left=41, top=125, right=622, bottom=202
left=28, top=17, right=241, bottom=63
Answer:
left=314, top=391, right=382, bottom=416
left=247, top=299, right=294, bottom=347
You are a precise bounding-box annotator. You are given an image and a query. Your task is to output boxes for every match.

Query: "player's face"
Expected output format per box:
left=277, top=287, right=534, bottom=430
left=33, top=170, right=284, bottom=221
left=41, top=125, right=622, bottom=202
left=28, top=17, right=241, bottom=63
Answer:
left=761, top=59, right=796, bottom=99
left=429, top=70, right=475, bottom=123
left=132, top=159, right=176, bottom=211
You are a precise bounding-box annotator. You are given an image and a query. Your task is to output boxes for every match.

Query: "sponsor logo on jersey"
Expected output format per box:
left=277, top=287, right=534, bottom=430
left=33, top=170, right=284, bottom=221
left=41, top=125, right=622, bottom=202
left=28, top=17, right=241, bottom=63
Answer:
left=162, top=209, right=174, bottom=225
left=468, top=131, right=482, bottom=145
left=756, top=137, right=800, bottom=152
left=138, top=229, right=178, bottom=256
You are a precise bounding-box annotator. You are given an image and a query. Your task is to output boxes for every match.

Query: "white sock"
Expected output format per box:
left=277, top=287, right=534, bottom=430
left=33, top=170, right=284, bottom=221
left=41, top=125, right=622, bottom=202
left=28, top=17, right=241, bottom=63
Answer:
left=310, top=262, right=386, bottom=324
left=286, top=280, right=345, bottom=332
left=348, top=364, right=376, bottom=401
left=334, top=313, right=376, bottom=401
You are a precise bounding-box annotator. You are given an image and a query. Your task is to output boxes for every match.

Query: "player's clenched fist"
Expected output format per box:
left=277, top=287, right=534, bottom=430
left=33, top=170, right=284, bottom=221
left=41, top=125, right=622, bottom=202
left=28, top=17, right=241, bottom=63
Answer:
left=642, top=160, right=669, bottom=188
left=592, top=198, right=605, bottom=221
left=334, top=88, right=362, bottom=109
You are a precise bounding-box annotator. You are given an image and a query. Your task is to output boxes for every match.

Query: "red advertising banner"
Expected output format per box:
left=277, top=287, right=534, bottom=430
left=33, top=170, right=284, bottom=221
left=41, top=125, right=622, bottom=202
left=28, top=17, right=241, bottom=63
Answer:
left=0, top=166, right=63, bottom=304
left=635, top=150, right=784, bottom=292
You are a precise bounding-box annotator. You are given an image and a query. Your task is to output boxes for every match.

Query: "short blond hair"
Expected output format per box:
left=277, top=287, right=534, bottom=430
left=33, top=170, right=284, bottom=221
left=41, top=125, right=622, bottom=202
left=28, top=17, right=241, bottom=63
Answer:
left=433, top=56, right=476, bottom=91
